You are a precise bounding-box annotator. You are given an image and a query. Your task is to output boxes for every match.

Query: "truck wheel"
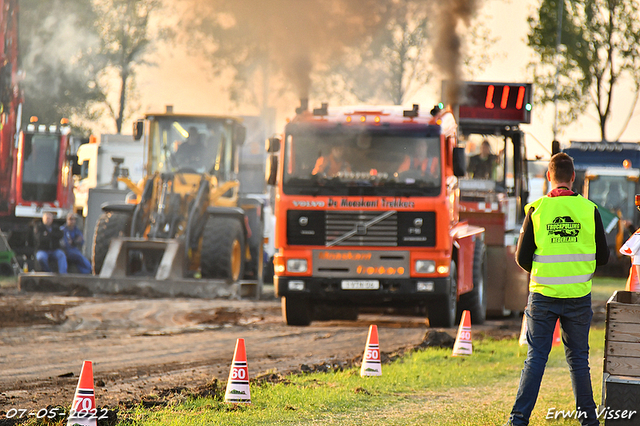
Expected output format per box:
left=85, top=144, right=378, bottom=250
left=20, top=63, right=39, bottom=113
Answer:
left=428, top=260, right=457, bottom=328
left=92, top=211, right=131, bottom=274
left=458, top=236, right=487, bottom=324
left=282, top=296, right=313, bottom=326
left=201, top=216, right=245, bottom=281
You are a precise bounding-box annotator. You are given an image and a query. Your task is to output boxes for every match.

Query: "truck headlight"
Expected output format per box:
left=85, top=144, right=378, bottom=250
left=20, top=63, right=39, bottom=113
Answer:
left=415, top=260, right=436, bottom=273
left=287, top=259, right=308, bottom=273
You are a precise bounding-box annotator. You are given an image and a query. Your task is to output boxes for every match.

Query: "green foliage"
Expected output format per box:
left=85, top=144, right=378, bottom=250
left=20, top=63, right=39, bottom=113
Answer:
left=528, top=0, right=640, bottom=140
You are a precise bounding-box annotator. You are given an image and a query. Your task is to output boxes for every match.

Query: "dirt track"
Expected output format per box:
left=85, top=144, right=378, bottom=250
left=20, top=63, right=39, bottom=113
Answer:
left=0, top=281, right=525, bottom=415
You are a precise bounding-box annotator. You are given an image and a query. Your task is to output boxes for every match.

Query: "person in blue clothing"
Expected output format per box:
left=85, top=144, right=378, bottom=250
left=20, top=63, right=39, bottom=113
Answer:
left=60, top=212, right=92, bottom=274
left=34, top=212, right=67, bottom=273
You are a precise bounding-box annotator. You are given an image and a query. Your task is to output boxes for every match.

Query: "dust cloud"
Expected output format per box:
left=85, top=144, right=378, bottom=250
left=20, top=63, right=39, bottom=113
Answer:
left=177, top=0, right=479, bottom=106
left=430, top=0, right=479, bottom=105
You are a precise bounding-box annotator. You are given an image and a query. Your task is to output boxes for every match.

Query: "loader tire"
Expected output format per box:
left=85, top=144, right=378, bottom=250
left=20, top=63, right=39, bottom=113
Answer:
left=92, top=211, right=131, bottom=275
left=458, top=236, right=487, bottom=325
left=201, top=216, right=245, bottom=281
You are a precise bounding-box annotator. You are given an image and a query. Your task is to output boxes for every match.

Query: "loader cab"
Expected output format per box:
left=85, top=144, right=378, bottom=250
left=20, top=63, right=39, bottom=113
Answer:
left=142, top=114, right=244, bottom=183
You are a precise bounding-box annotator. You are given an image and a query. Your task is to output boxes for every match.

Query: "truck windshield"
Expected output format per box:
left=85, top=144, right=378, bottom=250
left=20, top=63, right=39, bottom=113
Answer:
left=21, top=134, right=60, bottom=202
left=586, top=174, right=637, bottom=220
left=283, top=128, right=442, bottom=196
left=148, top=117, right=228, bottom=175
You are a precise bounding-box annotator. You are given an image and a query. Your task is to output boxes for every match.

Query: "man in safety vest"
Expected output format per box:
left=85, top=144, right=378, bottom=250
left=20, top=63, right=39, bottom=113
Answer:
left=312, top=144, right=351, bottom=176
left=505, top=153, right=609, bottom=426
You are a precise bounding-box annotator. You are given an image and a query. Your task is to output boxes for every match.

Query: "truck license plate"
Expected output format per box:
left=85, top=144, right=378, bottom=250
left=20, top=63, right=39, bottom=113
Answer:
left=341, top=280, right=380, bottom=290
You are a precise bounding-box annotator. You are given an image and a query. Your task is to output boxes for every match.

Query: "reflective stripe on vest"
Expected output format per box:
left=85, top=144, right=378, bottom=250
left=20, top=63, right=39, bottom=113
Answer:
left=527, top=194, right=597, bottom=298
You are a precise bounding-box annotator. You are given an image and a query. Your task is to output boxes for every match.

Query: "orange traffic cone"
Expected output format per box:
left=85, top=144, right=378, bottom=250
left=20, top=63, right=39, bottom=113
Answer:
left=626, top=265, right=640, bottom=292
left=67, top=360, right=96, bottom=426
left=360, top=325, right=382, bottom=377
left=452, top=310, right=472, bottom=356
left=225, top=338, right=251, bottom=404
left=518, top=315, right=528, bottom=346
left=552, top=319, right=562, bottom=347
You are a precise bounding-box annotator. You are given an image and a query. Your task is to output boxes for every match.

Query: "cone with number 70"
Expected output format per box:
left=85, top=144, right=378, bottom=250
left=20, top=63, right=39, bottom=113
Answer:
left=360, top=324, right=382, bottom=377
left=452, top=310, right=472, bottom=356
left=67, top=360, right=96, bottom=426
left=225, top=338, right=251, bottom=403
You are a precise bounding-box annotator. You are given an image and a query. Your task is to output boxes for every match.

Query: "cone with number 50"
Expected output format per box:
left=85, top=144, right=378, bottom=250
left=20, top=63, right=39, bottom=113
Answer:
left=452, top=310, right=472, bottom=357
left=360, top=324, right=382, bottom=377
left=67, top=360, right=96, bottom=426
left=225, top=338, right=251, bottom=404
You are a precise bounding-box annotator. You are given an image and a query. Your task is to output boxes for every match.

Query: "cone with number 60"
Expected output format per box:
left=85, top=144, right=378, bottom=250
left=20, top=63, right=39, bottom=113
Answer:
left=225, top=338, right=251, bottom=403
left=452, top=310, right=472, bottom=356
left=360, top=324, right=382, bottom=377
left=67, top=360, right=96, bottom=426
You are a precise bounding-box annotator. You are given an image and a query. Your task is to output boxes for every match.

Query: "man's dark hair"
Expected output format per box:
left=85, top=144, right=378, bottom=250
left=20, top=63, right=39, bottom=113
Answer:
left=548, top=152, right=574, bottom=183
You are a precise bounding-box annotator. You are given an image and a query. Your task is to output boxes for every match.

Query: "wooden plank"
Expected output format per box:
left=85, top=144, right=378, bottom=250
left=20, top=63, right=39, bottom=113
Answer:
left=608, top=304, right=640, bottom=324
left=607, top=322, right=640, bottom=344
left=606, top=341, right=640, bottom=358
left=610, top=290, right=640, bottom=305
left=605, top=355, right=640, bottom=377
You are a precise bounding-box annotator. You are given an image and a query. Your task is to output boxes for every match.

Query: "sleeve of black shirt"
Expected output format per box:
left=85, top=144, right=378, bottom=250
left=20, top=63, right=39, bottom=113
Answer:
left=594, top=207, right=609, bottom=266
left=515, top=207, right=535, bottom=273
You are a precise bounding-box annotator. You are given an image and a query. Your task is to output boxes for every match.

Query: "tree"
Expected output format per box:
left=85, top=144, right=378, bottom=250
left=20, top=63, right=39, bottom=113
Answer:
left=19, top=0, right=105, bottom=131
left=316, top=0, right=493, bottom=106
left=528, top=0, right=640, bottom=141
left=315, top=1, right=430, bottom=105
left=94, top=0, right=166, bottom=133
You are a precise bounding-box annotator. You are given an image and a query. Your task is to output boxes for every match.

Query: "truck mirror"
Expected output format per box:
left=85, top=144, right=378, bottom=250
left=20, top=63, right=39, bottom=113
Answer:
left=552, top=140, right=560, bottom=156
left=266, top=136, right=281, bottom=153
left=133, top=120, right=144, bottom=141
left=453, top=147, right=466, bottom=177
left=266, top=155, right=278, bottom=185
left=234, top=125, right=246, bottom=145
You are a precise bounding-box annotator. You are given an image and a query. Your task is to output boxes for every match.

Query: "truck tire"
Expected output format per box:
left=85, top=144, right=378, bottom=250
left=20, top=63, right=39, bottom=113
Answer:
left=201, top=216, right=245, bottom=281
left=92, top=211, right=131, bottom=274
left=428, top=260, right=457, bottom=328
left=458, top=236, right=487, bottom=324
left=282, top=296, right=313, bottom=326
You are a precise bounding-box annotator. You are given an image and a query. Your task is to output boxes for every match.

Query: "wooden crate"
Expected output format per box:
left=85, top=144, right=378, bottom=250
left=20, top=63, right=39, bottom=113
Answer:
left=602, top=291, right=640, bottom=425
left=604, top=291, right=640, bottom=377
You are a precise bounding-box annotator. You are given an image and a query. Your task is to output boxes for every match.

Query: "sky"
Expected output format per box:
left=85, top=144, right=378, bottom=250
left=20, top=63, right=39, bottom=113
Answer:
left=130, top=0, right=640, bottom=160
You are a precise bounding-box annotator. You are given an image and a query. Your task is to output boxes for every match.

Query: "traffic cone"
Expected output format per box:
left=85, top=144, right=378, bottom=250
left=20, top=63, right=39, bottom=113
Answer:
left=452, top=310, right=472, bottom=356
left=360, top=325, right=382, bottom=377
left=518, top=315, right=528, bottom=346
left=224, top=338, right=251, bottom=404
left=67, top=360, right=96, bottom=426
left=552, top=319, right=562, bottom=347
left=625, top=265, right=640, bottom=292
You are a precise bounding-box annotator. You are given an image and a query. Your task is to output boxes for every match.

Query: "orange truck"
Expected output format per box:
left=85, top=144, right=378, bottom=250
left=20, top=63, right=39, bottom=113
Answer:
left=266, top=101, right=487, bottom=327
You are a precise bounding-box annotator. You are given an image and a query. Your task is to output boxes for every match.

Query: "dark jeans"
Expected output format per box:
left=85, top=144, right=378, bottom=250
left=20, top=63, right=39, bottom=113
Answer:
left=65, top=248, right=92, bottom=274
left=509, top=292, right=599, bottom=426
left=36, top=249, right=67, bottom=273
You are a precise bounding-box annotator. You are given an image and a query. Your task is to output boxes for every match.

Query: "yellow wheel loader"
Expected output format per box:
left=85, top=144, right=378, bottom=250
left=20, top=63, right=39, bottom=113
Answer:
left=19, top=109, right=264, bottom=299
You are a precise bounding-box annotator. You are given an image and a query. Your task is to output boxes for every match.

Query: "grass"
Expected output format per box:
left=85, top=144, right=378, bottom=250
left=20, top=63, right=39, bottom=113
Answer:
left=14, top=275, right=630, bottom=425
left=106, top=328, right=607, bottom=426
left=105, top=275, right=624, bottom=426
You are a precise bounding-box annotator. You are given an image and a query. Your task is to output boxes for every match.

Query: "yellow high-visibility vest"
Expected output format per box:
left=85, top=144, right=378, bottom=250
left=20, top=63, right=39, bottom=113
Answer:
left=527, top=194, right=597, bottom=298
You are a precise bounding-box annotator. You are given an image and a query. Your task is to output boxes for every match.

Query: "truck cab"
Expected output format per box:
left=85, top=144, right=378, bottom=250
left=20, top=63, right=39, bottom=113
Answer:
left=268, top=101, right=485, bottom=328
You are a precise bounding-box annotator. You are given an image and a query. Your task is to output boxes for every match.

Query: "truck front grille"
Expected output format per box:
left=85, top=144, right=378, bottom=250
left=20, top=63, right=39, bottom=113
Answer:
left=326, top=211, right=398, bottom=247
